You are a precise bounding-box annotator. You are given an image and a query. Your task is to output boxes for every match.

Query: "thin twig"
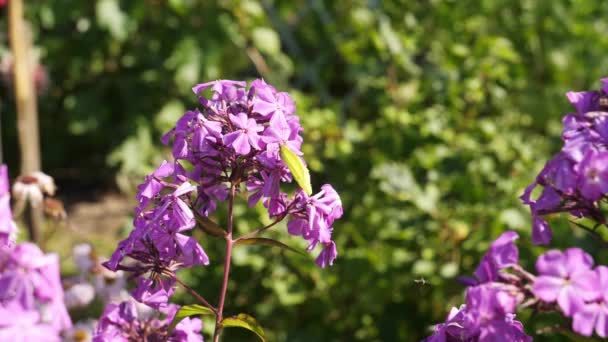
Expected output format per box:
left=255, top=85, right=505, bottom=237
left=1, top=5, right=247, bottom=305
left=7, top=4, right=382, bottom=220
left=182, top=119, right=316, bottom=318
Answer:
left=569, top=220, right=608, bottom=248
left=234, top=214, right=286, bottom=242
left=174, top=276, right=217, bottom=315
left=213, top=183, right=236, bottom=342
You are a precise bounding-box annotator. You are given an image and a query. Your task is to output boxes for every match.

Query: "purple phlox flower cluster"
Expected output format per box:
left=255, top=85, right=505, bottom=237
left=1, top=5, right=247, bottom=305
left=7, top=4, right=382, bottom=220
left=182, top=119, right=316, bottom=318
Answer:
left=93, top=299, right=203, bottom=342
left=0, top=165, right=17, bottom=246
left=521, top=78, right=608, bottom=244
left=0, top=241, right=72, bottom=340
left=104, top=79, right=343, bottom=310
left=161, top=79, right=302, bottom=219
left=425, top=231, right=531, bottom=341
left=165, top=79, right=343, bottom=266
left=104, top=160, right=209, bottom=309
left=425, top=284, right=531, bottom=342
left=429, top=233, right=608, bottom=339
left=532, top=247, right=608, bottom=337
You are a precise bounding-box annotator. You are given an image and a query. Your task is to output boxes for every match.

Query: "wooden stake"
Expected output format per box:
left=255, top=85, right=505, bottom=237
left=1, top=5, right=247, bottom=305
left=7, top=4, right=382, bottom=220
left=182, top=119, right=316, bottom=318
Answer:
left=9, top=0, right=43, bottom=243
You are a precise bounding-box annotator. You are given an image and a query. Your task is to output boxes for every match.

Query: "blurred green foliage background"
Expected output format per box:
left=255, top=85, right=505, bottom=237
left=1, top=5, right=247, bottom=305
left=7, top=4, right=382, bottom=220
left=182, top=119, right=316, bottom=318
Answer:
left=3, top=0, right=608, bottom=340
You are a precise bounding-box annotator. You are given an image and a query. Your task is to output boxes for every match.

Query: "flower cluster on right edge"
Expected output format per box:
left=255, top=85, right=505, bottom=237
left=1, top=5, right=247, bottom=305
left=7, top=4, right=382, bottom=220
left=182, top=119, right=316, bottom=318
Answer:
left=521, top=78, right=608, bottom=245
left=425, top=79, right=608, bottom=341
left=425, top=231, right=608, bottom=340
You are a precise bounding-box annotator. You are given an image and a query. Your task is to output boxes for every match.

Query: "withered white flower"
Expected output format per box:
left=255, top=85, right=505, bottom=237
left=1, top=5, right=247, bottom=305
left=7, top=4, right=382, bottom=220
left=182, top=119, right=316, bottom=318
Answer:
left=12, top=171, right=56, bottom=208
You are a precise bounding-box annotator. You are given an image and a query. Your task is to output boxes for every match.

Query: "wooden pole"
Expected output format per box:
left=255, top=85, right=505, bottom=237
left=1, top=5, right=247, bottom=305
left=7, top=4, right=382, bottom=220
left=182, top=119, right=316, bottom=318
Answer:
left=9, top=0, right=43, bottom=243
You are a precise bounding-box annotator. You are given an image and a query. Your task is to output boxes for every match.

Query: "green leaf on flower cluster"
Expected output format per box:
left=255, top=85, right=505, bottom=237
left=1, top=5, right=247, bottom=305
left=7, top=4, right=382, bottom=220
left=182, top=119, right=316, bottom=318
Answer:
left=168, top=304, right=215, bottom=332
left=221, top=313, right=266, bottom=342
left=279, top=144, right=313, bottom=195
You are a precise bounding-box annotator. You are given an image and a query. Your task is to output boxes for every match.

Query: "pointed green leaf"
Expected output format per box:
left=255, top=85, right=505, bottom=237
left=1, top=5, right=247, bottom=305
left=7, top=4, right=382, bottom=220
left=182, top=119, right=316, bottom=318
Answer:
left=169, top=304, right=216, bottom=332
left=221, top=313, right=266, bottom=342
left=234, top=237, right=305, bottom=256
left=194, top=214, right=227, bottom=237
left=279, top=144, right=312, bottom=195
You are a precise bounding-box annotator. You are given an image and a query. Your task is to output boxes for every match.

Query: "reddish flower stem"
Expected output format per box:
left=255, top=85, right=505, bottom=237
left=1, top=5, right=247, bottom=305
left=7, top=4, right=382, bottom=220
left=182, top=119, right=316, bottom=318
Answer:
left=213, top=183, right=236, bottom=342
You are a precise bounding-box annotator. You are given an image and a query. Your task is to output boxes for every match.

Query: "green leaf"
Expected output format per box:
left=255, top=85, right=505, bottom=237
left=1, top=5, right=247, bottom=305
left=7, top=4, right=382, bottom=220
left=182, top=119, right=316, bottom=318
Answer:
left=194, top=214, right=227, bottom=237
left=169, top=304, right=215, bottom=332
left=279, top=144, right=313, bottom=195
left=234, top=237, right=305, bottom=256
left=221, top=313, right=266, bottom=342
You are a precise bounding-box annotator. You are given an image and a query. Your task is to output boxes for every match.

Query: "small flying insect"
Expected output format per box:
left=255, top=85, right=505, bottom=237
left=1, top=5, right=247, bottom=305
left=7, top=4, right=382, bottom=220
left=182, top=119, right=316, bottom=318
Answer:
left=414, top=277, right=428, bottom=286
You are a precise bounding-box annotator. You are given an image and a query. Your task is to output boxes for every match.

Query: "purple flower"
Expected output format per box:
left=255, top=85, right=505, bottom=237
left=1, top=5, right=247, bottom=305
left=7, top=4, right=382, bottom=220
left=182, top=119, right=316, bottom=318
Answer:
left=136, top=160, right=174, bottom=213
left=566, top=89, right=601, bottom=115
left=315, top=241, right=337, bottom=268
left=571, top=266, right=608, bottom=337
left=287, top=185, right=343, bottom=267
left=423, top=305, right=468, bottom=342
left=463, top=285, right=531, bottom=342
left=192, top=79, right=246, bottom=99
left=153, top=181, right=196, bottom=231
left=0, top=243, right=72, bottom=335
left=521, top=79, right=608, bottom=244
left=473, top=231, right=520, bottom=284
left=104, top=222, right=209, bottom=308
left=0, top=243, right=63, bottom=308
left=424, top=284, right=531, bottom=342
left=262, top=112, right=302, bottom=155
left=0, top=165, right=16, bottom=246
left=532, top=248, right=600, bottom=316
left=94, top=300, right=203, bottom=342
left=576, top=150, right=608, bottom=201
left=252, top=81, right=295, bottom=119
left=172, top=317, right=204, bottom=342
left=531, top=216, right=552, bottom=246
left=131, top=278, right=176, bottom=310
left=223, top=113, right=263, bottom=155
left=108, top=78, right=343, bottom=281
left=0, top=305, right=61, bottom=342
left=104, top=213, right=208, bottom=308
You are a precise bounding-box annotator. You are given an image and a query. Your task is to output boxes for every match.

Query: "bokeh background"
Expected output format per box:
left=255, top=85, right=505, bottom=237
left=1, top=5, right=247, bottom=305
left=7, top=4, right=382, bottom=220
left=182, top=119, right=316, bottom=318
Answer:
left=2, top=0, right=608, bottom=340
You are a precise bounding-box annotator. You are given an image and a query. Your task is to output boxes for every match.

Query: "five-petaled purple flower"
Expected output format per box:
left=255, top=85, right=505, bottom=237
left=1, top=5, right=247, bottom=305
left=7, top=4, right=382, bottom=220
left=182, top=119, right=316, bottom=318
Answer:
left=532, top=248, right=600, bottom=316
left=223, top=113, right=263, bottom=155
left=571, top=266, right=608, bottom=337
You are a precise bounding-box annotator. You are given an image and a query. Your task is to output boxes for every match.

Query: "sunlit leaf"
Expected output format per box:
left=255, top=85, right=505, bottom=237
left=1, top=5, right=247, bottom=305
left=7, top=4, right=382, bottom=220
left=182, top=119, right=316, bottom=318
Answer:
left=169, top=304, right=215, bottom=332
left=279, top=144, right=312, bottom=195
left=221, top=313, right=265, bottom=342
